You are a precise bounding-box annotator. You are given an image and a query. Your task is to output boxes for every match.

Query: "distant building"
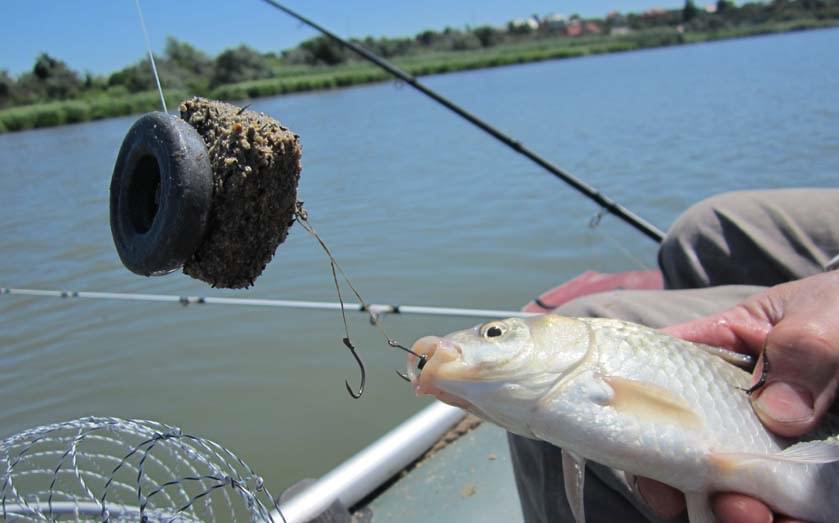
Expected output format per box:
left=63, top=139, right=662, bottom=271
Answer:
left=607, top=11, right=628, bottom=24
left=585, top=21, right=603, bottom=34
left=607, top=11, right=631, bottom=36
left=542, top=13, right=567, bottom=31
left=642, top=8, right=668, bottom=19
left=509, top=17, right=540, bottom=32
left=564, top=19, right=602, bottom=37
left=565, top=20, right=583, bottom=37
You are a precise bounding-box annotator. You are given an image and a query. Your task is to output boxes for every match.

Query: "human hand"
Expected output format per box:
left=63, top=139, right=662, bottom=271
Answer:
left=639, top=271, right=839, bottom=522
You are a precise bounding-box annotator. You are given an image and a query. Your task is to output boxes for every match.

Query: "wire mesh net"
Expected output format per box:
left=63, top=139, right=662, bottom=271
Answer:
left=0, top=417, right=284, bottom=522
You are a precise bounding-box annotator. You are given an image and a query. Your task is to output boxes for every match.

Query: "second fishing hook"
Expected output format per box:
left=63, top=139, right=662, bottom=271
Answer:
left=295, top=205, right=423, bottom=398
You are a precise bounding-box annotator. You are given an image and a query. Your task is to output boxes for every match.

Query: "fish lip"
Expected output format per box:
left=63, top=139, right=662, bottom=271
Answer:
left=406, top=336, right=463, bottom=393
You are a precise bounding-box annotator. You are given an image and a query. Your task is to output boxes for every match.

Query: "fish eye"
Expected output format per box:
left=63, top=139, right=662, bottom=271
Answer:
left=481, top=322, right=506, bottom=339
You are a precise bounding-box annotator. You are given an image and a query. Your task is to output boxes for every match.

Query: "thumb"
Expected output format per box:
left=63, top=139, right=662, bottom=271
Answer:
left=751, top=317, right=839, bottom=438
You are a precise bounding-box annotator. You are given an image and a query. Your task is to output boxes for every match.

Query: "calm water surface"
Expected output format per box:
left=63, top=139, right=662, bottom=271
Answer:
left=1, top=29, right=838, bottom=492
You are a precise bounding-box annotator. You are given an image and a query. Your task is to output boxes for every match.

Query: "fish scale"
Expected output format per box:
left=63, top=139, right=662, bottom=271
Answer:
left=590, top=318, right=778, bottom=451
left=408, top=314, right=839, bottom=523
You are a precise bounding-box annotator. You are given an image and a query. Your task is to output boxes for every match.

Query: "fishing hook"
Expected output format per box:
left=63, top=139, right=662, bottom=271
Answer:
left=744, top=350, right=770, bottom=395
left=387, top=339, right=424, bottom=361
left=296, top=206, right=426, bottom=394
left=589, top=207, right=607, bottom=229
left=394, top=357, right=427, bottom=383
left=343, top=337, right=366, bottom=399
left=391, top=339, right=428, bottom=384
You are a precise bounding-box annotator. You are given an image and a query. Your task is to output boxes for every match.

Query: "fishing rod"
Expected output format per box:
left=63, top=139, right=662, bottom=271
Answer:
left=259, top=0, right=666, bottom=244
left=0, top=287, right=536, bottom=320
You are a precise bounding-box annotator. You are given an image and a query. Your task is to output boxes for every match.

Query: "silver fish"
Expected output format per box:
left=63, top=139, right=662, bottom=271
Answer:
left=407, top=315, right=839, bottom=523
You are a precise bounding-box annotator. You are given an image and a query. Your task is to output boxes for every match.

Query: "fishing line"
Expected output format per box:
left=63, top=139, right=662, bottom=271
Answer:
left=293, top=204, right=428, bottom=398
left=133, top=0, right=167, bottom=113
left=258, top=0, right=666, bottom=244
left=295, top=206, right=366, bottom=398
left=588, top=209, right=654, bottom=271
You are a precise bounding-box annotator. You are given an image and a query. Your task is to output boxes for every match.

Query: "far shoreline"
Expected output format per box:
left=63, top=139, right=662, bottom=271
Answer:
left=2, top=20, right=837, bottom=135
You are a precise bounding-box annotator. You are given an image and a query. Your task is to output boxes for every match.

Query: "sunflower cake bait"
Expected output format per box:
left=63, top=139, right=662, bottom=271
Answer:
left=179, top=97, right=302, bottom=288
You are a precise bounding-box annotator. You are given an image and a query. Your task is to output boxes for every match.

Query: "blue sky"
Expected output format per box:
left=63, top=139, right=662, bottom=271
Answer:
left=3, top=1, right=688, bottom=77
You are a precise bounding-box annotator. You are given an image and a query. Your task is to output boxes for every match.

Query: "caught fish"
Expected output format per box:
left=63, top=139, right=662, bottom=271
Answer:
left=406, top=315, right=839, bottom=523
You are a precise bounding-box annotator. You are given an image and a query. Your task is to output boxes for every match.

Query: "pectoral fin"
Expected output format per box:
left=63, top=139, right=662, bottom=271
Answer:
left=685, top=493, right=714, bottom=523
left=561, top=449, right=586, bottom=523
left=779, top=440, right=839, bottom=463
left=603, top=376, right=702, bottom=430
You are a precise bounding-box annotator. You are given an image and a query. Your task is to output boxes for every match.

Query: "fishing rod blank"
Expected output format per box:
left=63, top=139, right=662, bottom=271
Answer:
left=0, top=287, right=536, bottom=320
left=258, top=0, right=665, bottom=244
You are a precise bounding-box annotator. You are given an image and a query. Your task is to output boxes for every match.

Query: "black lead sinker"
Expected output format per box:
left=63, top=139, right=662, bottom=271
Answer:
left=109, top=98, right=302, bottom=289
left=110, top=111, right=213, bottom=277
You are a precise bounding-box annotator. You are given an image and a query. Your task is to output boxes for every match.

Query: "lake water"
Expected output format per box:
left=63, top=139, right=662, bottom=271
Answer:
left=2, top=29, right=838, bottom=494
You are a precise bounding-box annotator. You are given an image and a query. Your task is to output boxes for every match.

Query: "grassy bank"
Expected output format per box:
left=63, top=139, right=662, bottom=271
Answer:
left=2, top=20, right=837, bottom=134
left=0, top=90, right=189, bottom=133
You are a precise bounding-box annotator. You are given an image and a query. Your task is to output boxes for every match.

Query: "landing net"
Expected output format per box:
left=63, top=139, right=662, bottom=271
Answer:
left=0, top=417, right=283, bottom=522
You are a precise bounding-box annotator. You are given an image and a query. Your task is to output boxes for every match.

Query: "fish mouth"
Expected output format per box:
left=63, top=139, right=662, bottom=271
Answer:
left=406, top=336, right=471, bottom=406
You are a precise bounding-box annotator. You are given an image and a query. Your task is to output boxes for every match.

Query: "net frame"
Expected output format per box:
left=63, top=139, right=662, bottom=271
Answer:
left=0, top=417, right=284, bottom=522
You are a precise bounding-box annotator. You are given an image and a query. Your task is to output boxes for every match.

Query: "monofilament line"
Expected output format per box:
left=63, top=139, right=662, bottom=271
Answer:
left=134, top=0, right=167, bottom=113
left=294, top=204, right=424, bottom=398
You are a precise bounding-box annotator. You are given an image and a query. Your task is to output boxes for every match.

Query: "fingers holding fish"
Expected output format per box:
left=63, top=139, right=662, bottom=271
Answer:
left=751, top=311, right=839, bottom=438
left=664, top=271, right=839, bottom=438
left=634, top=476, right=686, bottom=520
left=711, top=493, right=776, bottom=523
left=637, top=484, right=812, bottom=523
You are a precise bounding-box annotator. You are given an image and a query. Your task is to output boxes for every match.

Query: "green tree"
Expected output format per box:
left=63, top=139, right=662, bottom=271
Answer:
left=108, top=58, right=157, bottom=92
left=165, top=38, right=211, bottom=76
left=445, top=30, right=481, bottom=51
left=717, top=0, right=736, bottom=13
left=83, top=72, right=107, bottom=91
left=26, top=53, right=82, bottom=100
left=165, top=37, right=212, bottom=91
left=415, top=30, right=438, bottom=47
left=683, top=0, right=699, bottom=21
left=472, top=26, right=500, bottom=47
left=297, top=36, right=348, bottom=65
left=507, top=20, right=534, bottom=35
left=0, top=70, right=15, bottom=108
left=211, top=45, right=274, bottom=87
